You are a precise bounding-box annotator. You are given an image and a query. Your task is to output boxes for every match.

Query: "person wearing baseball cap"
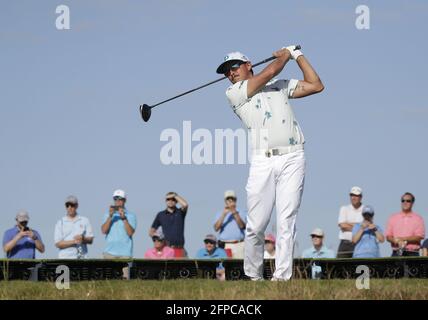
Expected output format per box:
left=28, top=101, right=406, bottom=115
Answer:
left=3, top=210, right=45, bottom=259
left=101, top=189, right=137, bottom=264
left=144, top=229, right=175, bottom=259
left=214, top=190, right=247, bottom=259
left=302, top=228, right=334, bottom=259
left=196, top=234, right=228, bottom=259
left=217, top=45, right=324, bottom=281
left=351, top=205, right=385, bottom=258
left=196, top=234, right=228, bottom=281
left=54, top=195, right=94, bottom=259
left=337, top=186, right=365, bottom=258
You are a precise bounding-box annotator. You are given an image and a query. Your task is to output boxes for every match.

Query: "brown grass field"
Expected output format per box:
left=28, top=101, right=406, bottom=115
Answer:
left=1, top=279, right=428, bottom=300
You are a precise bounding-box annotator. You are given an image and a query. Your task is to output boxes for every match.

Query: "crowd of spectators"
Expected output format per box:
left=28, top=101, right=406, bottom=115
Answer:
left=3, top=187, right=427, bottom=266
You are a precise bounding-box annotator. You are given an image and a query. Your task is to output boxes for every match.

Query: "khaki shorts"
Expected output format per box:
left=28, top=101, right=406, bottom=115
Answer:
left=102, top=253, right=131, bottom=279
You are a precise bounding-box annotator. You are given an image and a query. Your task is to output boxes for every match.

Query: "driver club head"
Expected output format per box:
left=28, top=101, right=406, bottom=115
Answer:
left=140, top=104, right=152, bottom=122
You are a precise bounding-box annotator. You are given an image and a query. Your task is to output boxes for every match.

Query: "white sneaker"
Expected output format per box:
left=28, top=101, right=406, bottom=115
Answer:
left=271, top=277, right=287, bottom=282
left=251, top=277, right=264, bottom=281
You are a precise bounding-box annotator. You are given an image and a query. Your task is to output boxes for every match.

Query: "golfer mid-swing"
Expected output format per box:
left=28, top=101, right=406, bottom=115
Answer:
left=216, top=46, right=324, bottom=281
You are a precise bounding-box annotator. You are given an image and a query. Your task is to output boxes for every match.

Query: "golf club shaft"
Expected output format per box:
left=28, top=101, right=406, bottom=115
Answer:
left=150, top=45, right=300, bottom=109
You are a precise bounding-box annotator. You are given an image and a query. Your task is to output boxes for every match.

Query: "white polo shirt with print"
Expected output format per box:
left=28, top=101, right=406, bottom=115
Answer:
left=225, top=78, right=304, bottom=151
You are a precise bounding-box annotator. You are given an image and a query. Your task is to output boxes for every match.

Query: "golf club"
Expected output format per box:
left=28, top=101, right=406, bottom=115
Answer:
left=139, top=45, right=301, bottom=122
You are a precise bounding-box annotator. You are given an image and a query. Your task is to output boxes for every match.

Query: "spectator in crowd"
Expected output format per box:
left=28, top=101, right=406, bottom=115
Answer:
left=264, top=234, right=276, bottom=259
left=213, top=190, right=246, bottom=259
left=54, top=195, right=94, bottom=259
left=302, top=228, right=335, bottom=258
left=337, top=186, right=364, bottom=258
left=195, top=234, right=228, bottom=281
left=3, top=210, right=45, bottom=259
left=352, top=205, right=385, bottom=258
left=149, top=192, right=188, bottom=257
left=144, top=229, right=175, bottom=259
left=422, top=239, right=428, bottom=257
left=196, top=234, right=228, bottom=259
left=385, top=192, right=425, bottom=256
left=101, top=189, right=137, bottom=278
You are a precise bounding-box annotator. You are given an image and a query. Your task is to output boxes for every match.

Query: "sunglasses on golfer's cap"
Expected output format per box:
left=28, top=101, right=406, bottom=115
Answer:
left=204, top=240, right=216, bottom=245
left=113, top=196, right=125, bottom=201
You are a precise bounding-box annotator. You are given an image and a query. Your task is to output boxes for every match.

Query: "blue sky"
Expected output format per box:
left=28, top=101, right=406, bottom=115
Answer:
left=1, top=0, right=427, bottom=258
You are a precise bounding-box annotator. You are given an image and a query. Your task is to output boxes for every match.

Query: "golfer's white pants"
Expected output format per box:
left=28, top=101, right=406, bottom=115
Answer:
left=244, top=149, right=305, bottom=280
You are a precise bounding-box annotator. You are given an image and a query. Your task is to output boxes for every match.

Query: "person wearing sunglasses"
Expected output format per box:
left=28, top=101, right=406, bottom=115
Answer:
left=195, top=234, right=228, bottom=281
left=351, top=205, right=384, bottom=258
left=217, top=46, right=324, bottom=281
left=213, top=190, right=247, bottom=259
left=302, top=228, right=334, bottom=259
left=102, top=189, right=137, bottom=258
left=385, top=192, right=425, bottom=256
left=54, top=195, right=94, bottom=259
left=301, top=228, right=334, bottom=280
left=149, top=192, right=188, bottom=257
left=144, top=229, right=174, bottom=259
left=3, top=210, right=45, bottom=259
left=337, top=186, right=364, bottom=258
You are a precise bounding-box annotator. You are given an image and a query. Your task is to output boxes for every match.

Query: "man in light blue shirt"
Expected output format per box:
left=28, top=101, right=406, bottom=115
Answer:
left=54, top=196, right=94, bottom=259
left=196, top=234, right=228, bottom=259
left=213, top=190, right=247, bottom=258
left=302, top=228, right=335, bottom=259
left=196, top=234, right=228, bottom=281
left=352, top=205, right=385, bottom=258
left=302, top=228, right=334, bottom=279
left=101, top=189, right=137, bottom=258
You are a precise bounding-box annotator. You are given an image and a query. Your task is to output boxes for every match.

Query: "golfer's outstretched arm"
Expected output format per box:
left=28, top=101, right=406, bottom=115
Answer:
left=292, top=56, right=324, bottom=98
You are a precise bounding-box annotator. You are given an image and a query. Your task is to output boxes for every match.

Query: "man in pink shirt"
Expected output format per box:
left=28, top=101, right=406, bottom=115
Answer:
left=144, top=230, right=175, bottom=259
left=385, top=192, right=425, bottom=256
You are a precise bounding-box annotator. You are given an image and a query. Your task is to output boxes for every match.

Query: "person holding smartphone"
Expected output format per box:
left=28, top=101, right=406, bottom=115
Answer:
left=3, top=210, right=45, bottom=259
left=352, top=206, right=385, bottom=258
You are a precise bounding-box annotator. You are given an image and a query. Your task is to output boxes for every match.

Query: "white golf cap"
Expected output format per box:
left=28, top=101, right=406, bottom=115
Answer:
left=16, top=210, right=30, bottom=222
left=113, top=189, right=126, bottom=199
left=310, top=228, right=324, bottom=237
left=216, top=51, right=250, bottom=74
left=224, top=190, right=237, bottom=200
left=350, top=186, right=363, bottom=196
left=65, top=195, right=78, bottom=204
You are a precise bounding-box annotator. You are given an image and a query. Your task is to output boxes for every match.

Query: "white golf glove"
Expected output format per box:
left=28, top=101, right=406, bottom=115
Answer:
left=284, top=45, right=303, bottom=60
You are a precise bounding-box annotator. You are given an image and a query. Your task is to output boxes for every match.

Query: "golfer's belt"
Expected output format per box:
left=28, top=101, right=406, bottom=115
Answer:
left=261, top=144, right=304, bottom=157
